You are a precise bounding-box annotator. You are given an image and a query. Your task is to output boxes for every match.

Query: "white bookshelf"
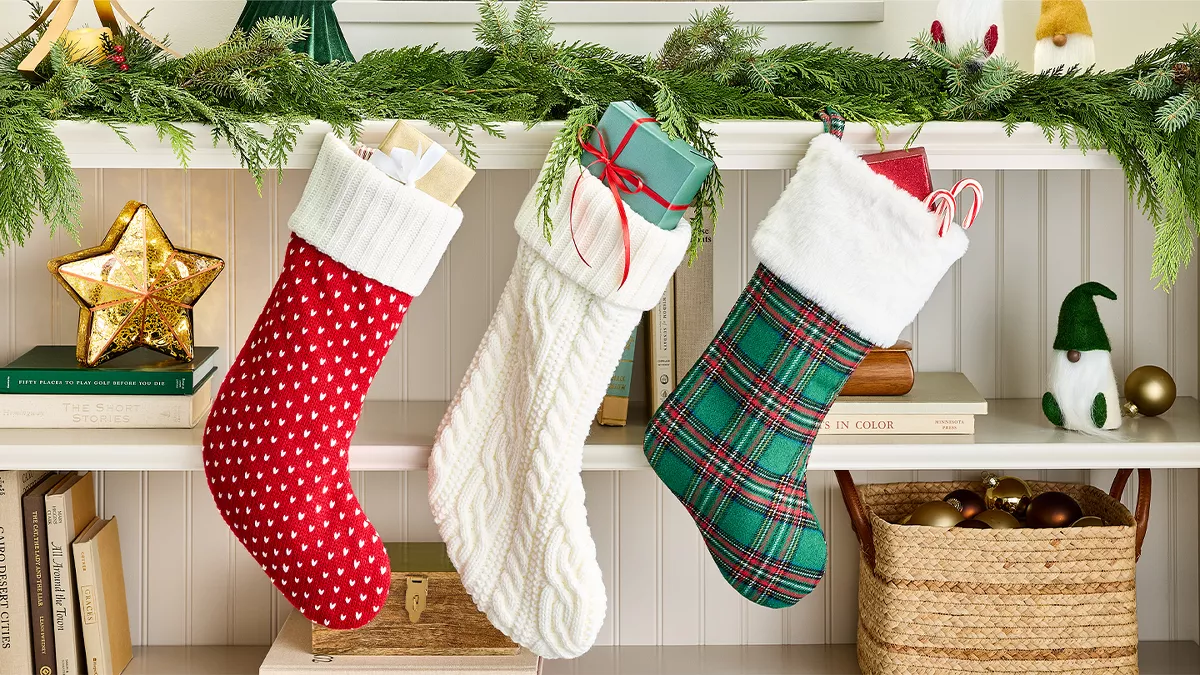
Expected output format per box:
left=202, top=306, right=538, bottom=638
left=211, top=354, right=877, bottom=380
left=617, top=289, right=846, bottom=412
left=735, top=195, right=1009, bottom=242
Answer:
left=124, top=642, right=1200, bottom=674
left=2, top=398, right=1198, bottom=472
left=54, top=120, right=1120, bottom=172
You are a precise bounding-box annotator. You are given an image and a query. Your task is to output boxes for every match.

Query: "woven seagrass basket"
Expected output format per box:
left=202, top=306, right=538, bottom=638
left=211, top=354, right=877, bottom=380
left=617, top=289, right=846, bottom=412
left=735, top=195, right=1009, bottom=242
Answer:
left=835, top=469, right=1151, bottom=675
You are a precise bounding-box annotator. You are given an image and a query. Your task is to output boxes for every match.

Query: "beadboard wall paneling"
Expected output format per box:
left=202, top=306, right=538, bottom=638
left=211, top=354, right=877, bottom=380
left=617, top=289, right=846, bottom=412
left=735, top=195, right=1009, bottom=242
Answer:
left=0, top=168, right=1197, bottom=646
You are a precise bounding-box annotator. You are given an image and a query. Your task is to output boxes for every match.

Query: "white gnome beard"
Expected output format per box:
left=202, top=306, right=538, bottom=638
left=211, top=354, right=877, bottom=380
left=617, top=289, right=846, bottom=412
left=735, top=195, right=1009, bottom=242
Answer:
left=935, top=0, right=1005, bottom=56
left=1035, top=34, right=1096, bottom=72
left=1048, top=348, right=1121, bottom=434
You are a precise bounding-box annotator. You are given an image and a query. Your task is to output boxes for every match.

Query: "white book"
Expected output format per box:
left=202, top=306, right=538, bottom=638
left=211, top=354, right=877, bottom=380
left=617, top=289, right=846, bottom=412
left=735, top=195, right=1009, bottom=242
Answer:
left=0, top=378, right=212, bottom=429
left=828, top=372, right=987, bottom=416
left=0, top=471, right=49, bottom=675
left=646, top=279, right=675, bottom=411
left=819, top=413, right=975, bottom=435
left=46, top=472, right=96, bottom=675
left=261, top=613, right=541, bottom=674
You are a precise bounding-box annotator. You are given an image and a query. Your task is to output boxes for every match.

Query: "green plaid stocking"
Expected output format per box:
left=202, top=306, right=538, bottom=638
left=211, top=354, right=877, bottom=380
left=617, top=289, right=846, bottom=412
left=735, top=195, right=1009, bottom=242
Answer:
left=643, top=132, right=972, bottom=607
left=645, top=265, right=871, bottom=606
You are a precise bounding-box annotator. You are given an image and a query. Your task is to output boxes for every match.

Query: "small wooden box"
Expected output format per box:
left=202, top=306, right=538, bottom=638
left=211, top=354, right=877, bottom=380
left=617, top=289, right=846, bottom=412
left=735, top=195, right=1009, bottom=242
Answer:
left=311, top=543, right=519, bottom=656
left=842, top=341, right=914, bottom=396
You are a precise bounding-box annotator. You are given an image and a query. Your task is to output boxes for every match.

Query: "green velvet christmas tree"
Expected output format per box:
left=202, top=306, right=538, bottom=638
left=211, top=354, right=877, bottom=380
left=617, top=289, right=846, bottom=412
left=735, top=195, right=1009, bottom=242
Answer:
left=235, top=1, right=354, bottom=63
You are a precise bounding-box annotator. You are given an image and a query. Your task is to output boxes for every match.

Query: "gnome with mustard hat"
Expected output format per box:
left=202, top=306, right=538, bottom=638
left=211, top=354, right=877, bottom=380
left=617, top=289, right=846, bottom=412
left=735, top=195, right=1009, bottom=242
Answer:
left=1034, top=0, right=1096, bottom=72
left=1043, top=282, right=1121, bottom=433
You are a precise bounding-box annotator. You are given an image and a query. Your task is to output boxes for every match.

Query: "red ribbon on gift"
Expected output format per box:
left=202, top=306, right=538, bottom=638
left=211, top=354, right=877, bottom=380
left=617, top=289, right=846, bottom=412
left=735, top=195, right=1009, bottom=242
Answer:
left=570, top=117, right=689, bottom=288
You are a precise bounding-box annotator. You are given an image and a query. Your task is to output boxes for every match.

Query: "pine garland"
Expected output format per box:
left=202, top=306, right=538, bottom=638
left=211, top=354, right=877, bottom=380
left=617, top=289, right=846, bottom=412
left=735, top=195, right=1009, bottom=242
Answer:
left=1, top=1, right=1198, bottom=288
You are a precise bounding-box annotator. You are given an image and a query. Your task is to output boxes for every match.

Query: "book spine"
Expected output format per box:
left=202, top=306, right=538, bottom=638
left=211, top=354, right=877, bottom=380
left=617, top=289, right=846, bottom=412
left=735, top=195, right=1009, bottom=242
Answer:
left=0, top=371, right=195, bottom=395
left=818, top=414, right=975, bottom=435
left=25, top=489, right=57, bottom=675
left=45, top=495, right=78, bottom=675
left=0, top=394, right=196, bottom=429
left=72, top=540, right=105, bottom=675
left=646, top=279, right=675, bottom=411
left=672, top=223, right=713, bottom=383
left=0, top=473, right=37, bottom=675
left=596, top=327, right=638, bottom=427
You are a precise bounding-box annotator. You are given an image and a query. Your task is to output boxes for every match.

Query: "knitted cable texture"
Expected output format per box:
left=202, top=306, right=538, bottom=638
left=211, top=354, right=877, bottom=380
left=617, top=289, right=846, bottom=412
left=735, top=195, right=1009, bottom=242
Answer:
left=428, top=163, right=689, bottom=658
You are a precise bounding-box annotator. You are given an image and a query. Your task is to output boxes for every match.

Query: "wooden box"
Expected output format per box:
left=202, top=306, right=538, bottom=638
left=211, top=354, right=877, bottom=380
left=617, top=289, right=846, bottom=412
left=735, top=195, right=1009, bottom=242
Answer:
left=311, top=543, right=520, bottom=656
left=842, top=341, right=914, bottom=396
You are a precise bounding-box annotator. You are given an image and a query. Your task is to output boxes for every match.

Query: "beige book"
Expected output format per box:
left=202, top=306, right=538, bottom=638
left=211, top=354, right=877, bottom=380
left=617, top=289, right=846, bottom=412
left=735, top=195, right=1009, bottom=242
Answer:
left=673, top=222, right=714, bottom=384
left=829, top=372, right=987, bottom=416
left=46, top=473, right=96, bottom=675
left=819, top=414, right=975, bottom=435
left=266, top=613, right=541, bottom=673
left=0, top=471, right=50, bottom=675
left=0, top=378, right=212, bottom=428
left=646, top=279, right=676, bottom=410
left=73, top=519, right=131, bottom=675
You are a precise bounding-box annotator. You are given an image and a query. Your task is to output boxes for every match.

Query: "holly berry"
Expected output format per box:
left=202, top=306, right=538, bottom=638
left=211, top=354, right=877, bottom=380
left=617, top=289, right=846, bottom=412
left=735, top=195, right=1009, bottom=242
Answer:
left=112, top=54, right=125, bottom=64
left=112, top=44, right=124, bottom=54
left=119, top=64, right=129, bottom=72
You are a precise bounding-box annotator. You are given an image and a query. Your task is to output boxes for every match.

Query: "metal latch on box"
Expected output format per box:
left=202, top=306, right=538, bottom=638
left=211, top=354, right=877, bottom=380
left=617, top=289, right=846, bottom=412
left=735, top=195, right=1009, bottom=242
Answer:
left=406, top=576, right=428, bottom=623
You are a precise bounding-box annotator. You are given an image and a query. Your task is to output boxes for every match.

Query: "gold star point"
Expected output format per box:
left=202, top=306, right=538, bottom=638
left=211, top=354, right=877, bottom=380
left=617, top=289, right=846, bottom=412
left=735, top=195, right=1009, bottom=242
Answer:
left=49, top=200, right=224, bottom=367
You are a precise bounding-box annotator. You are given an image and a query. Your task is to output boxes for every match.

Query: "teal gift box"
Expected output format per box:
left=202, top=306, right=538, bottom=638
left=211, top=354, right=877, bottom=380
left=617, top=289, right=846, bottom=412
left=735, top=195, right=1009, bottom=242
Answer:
left=581, top=101, right=714, bottom=231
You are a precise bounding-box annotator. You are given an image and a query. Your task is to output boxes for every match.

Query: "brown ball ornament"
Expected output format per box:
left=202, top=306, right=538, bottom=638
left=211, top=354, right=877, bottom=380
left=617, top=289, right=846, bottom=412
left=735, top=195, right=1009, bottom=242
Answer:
left=955, top=519, right=991, bottom=529
left=1123, top=365, right=1176, bottom=417
left=1025, top=491, right=1084, bottom=528
left=984, top=475, right=1033, bottom=518
left=944, top=489, right=987, bottom=519
left=1072, top=516, right=1105, bottom=527
left=906, top=500, right=966, bottom=527
left=974, top=509, right=1021, bottom=529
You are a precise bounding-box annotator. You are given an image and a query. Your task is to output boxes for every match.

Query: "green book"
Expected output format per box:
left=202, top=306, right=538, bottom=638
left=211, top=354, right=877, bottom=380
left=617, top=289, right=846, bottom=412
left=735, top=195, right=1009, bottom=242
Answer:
left=0, top=346, right=220, bottom=396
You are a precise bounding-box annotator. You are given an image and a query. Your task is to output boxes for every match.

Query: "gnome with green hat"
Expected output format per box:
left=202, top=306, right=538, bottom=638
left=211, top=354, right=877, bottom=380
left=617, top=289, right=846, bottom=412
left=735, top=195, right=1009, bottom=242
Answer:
left=1043, top=282, right=1121, bottom=432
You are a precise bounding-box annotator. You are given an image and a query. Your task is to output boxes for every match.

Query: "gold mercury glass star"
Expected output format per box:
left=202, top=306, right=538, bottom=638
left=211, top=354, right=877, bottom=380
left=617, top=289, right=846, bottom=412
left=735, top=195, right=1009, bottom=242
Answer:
left=48, top=200, right=224, bottom=366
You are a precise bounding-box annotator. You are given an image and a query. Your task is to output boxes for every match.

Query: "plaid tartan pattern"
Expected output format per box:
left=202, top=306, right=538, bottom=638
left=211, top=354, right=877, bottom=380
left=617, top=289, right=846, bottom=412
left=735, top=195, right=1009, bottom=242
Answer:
left=644, top=264, right=872, bottom=607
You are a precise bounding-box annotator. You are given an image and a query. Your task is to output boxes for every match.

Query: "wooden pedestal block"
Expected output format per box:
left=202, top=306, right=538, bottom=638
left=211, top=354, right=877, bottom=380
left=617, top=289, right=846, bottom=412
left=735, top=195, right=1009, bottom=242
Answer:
left=311, top=542, right=520, bottom=656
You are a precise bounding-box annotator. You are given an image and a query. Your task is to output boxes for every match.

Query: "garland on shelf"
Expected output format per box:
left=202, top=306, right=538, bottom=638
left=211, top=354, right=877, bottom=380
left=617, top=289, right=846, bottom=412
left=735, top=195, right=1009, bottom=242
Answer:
left=0, top=0, right=1198, bottom=286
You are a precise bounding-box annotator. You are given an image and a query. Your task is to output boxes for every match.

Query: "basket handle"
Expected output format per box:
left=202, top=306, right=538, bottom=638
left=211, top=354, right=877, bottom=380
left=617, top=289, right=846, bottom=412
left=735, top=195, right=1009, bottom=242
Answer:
left=1108, top=469, right=1152, bottom=560
left=835, top=468, right=1154, bottom=567
left=835, top=470, right=876, bottom=569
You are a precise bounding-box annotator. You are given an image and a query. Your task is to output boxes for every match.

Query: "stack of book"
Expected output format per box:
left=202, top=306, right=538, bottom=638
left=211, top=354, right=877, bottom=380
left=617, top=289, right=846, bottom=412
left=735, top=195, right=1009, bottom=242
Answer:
left=0, top=471, right=132, bottom=675
left=820, top=372, right=986, bottom=435
left=0, top=346, right=220, bottom=429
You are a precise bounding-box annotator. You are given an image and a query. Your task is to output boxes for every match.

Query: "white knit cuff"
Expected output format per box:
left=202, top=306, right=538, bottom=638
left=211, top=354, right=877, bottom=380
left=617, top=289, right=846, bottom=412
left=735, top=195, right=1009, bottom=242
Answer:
left=289, top=133, right=464, bottom=297
left=751, top=135, right=970, bottom=347
left=514, top=163, right=691, bottom=311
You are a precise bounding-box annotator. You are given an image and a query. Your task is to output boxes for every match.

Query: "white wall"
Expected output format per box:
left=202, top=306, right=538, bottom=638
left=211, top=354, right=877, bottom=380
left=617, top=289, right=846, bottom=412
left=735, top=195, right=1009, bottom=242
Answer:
left=2, top=1, right=1196, bottom=69
left=0, top=166, right=1196, bottom=646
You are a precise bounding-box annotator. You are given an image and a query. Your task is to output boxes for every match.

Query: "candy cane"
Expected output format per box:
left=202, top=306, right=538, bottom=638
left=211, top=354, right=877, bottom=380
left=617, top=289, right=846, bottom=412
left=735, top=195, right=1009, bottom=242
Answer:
left=925, top=178, right=984, bottom=237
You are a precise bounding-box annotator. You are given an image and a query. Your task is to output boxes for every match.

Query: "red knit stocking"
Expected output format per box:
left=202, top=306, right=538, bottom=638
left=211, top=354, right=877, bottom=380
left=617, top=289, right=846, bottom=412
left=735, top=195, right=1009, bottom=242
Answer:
left=202, top=134, right=463, bottom=629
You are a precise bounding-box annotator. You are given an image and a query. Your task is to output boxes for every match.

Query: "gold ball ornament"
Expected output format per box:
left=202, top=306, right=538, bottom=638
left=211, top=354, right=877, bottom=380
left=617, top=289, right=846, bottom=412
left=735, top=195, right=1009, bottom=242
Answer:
left=982, top=474, right=1033, bottom=518
left=944, top=489, right=987, bottom=519
left=974, top=509, right=1021, bottom=529
left=955, top=519, right=991, bottom=529
left=1025, top=491, right=1084, bottom=528
left=1072, top=516, right=1105, bottom=527
left=48, top=201, right=224, bottom=366
left=1123, top=366, right=1176, bottom=417
left=906, top=501, right=966, bottom=527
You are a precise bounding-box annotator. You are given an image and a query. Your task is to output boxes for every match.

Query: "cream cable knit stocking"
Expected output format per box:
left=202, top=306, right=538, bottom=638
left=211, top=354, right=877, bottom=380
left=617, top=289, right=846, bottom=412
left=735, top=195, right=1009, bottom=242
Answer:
left=428, top=164, right=689, bottom=658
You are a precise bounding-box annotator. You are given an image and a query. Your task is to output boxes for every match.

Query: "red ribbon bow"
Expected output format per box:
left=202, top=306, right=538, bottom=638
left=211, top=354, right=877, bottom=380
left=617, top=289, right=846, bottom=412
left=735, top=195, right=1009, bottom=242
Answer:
left=570, top=117, right=687, bottom=288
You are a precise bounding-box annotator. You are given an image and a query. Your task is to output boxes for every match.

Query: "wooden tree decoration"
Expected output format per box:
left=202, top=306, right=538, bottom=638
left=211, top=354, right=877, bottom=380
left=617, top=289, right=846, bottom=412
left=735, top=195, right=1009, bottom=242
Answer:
left=0, top=0, right=180, bottom=79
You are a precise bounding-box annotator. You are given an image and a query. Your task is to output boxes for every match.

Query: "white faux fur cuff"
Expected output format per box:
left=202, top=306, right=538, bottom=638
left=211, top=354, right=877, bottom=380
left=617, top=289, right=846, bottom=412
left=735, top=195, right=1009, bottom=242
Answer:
left=514, top=163, right=691, bottom=311
left=289, top=134, right=464, bottom=297
left=752, top=135, right=969, bottom=347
